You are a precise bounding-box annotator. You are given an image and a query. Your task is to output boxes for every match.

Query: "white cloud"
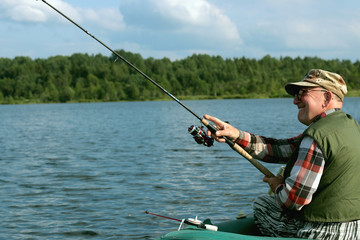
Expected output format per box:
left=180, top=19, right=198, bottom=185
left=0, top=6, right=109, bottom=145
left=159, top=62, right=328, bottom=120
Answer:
left=80, top=8, right=125, bottom=31
left=151, top=0, right=241, bottom=43
left=283, top=23, right=344, bottom=50
left=277, top=15, right=360, bottom=53
left=0, top=0, right=78, bottom=23
left=8, top=4, right=46, bottom=22
left=119, top=0, right=242, bottom=49
left=0, top=0, right=125, bottom=31
left=0, top=0, right=44, bottom=22
left=237, top=0, right=360, bottom=59
left=1, top=0, right=359, bottom=61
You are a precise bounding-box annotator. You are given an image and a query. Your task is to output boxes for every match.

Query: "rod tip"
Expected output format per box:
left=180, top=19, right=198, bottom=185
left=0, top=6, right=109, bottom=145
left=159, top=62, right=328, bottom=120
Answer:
left=144, top=210, right=149, bottom=214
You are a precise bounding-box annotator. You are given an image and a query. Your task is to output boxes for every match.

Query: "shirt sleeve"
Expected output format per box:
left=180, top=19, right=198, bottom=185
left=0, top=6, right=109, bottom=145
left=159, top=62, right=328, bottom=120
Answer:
left=274, top=136, right=325, bottom=211
left=235, top=130, right=301, bottom=163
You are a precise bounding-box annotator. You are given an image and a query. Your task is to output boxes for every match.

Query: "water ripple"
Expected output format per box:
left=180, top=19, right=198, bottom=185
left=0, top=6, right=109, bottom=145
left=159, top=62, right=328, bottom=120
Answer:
left=1, top=99, right=359, bottom=239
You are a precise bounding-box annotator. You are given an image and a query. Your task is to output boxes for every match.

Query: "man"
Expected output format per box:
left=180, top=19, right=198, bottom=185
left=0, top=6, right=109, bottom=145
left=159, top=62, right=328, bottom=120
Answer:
left=204, top=69, right=360, bottom=239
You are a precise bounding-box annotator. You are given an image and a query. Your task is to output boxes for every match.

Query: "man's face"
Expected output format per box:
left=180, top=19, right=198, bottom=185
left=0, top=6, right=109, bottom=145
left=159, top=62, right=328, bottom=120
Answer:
left=293, top=88, right=327, bottom=125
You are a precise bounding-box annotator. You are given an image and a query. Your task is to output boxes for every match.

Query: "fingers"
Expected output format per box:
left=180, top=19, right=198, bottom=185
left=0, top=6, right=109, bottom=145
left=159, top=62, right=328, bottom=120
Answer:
left=203, top=114, right=225, bottom=129
left=204, top=114, right=227, bottom=142
left=276, top=174, right=284, bottom=179
left=204, top=114, right=240, bottom=142
left=263, top=175, right=284, bottom=191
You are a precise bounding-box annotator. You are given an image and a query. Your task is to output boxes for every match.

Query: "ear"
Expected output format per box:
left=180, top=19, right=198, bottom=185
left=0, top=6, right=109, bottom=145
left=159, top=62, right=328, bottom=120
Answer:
left=323, top=91, right=333, bottom=108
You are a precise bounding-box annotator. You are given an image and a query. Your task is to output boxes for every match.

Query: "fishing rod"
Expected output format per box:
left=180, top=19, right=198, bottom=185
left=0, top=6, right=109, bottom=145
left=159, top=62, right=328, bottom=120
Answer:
left=145, top=211, right=218, bottom=231
left=39, top=0, right=274, bottom=178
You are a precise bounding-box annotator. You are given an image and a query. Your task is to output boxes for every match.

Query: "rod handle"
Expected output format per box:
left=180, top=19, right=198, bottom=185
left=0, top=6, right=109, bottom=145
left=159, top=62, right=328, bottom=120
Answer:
left=204, top=224, right=218, bottom=231
left=201, top=119, right=275, bottom=178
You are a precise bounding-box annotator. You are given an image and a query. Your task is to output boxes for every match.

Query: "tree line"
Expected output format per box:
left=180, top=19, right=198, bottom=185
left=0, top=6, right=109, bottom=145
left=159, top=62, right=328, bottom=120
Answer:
left=0, top=50, right=359, bottom=104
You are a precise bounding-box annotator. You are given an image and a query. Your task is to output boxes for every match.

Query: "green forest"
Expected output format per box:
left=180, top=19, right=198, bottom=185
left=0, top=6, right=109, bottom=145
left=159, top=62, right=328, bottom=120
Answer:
left=0, top=50, right=359, bottom=104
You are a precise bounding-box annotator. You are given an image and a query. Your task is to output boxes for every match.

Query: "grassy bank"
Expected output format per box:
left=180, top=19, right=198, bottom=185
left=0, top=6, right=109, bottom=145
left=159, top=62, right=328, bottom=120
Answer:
left=1, top=90, right=359, bottom=105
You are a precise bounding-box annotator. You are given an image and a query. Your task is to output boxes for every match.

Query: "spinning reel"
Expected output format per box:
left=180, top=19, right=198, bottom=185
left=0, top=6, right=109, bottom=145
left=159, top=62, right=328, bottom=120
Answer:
left=188, top=125, right=214, bottom=147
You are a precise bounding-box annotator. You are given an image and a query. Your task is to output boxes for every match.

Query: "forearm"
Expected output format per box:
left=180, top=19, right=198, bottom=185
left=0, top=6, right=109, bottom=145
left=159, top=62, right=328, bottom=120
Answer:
left=235, top=130, right=301, bottom=163
left=273, top=136, right=325, bottom=211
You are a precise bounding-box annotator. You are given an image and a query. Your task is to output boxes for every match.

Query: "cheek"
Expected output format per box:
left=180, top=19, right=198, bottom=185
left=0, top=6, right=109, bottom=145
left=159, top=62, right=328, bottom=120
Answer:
left=297, top=105, right=315, bottom=125
left=309, top=103, right=324, bottom=117
left=297, top=109, right=308, bottom=124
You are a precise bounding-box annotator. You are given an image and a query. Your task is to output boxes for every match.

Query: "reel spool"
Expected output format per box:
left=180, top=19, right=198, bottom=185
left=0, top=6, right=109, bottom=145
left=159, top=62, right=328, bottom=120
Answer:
left=188, top=125, right=214, bottom=147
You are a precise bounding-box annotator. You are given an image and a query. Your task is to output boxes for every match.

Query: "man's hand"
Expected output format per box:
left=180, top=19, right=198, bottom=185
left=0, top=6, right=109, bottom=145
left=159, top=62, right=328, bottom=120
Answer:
left=203, top=114, right=240, bottom=142
left=263, top=174, right=284, bottom=192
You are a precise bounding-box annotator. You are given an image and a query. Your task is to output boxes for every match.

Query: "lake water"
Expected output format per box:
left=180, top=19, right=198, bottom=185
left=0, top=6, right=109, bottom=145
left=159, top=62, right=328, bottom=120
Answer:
left=1, top=98, right=359, bottom=239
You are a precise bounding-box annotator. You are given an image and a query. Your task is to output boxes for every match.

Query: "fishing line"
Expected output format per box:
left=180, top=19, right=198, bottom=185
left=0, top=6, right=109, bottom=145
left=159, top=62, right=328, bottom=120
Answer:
left=39, top=0, right=274, bottom=177
left=145, top=211, right=183, bottom=223
left=39, top=0, right=200, bottom=121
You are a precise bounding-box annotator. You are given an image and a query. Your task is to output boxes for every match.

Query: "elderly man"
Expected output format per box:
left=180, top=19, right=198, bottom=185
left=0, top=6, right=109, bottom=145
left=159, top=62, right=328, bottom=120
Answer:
left=205, top=69, right=360, bottom=239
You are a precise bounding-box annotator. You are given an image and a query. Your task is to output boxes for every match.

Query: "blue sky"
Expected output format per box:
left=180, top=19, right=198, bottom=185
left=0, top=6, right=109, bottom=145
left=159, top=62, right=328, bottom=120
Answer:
left=1, top=0, right=360, bottom=61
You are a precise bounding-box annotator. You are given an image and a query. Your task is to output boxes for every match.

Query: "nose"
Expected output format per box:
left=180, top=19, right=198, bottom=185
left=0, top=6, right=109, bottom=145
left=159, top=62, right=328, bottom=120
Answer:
left=293, top=95, right=301, bottom=105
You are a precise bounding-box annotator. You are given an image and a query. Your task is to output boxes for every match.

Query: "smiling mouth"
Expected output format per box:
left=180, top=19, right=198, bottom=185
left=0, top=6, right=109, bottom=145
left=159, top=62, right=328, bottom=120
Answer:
left=297, top=104, right=305, bottom=110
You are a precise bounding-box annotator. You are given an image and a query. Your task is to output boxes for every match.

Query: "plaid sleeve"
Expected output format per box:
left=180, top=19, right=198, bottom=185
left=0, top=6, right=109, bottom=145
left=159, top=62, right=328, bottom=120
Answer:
left=236, top=131, right=301, bottom=163
left=274, top=136, right=325, bottom=211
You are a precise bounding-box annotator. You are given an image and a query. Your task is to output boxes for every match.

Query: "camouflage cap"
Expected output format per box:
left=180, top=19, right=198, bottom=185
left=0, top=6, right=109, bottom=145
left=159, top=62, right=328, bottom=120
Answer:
left=285, top=69, right=348, bottom=100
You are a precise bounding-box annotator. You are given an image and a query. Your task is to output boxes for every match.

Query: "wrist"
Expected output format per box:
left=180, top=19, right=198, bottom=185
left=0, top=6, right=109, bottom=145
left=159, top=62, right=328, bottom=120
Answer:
left=234, top=130, right=243, bottom=143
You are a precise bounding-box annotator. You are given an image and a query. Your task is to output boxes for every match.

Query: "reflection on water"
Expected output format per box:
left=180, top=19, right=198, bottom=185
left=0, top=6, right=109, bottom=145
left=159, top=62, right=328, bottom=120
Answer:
left=1, top=98, right=359, bottom=239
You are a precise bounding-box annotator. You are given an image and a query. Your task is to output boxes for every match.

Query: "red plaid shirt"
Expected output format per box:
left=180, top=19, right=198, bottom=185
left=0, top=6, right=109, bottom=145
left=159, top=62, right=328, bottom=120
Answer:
left=236, top=109, right=340, bottom=211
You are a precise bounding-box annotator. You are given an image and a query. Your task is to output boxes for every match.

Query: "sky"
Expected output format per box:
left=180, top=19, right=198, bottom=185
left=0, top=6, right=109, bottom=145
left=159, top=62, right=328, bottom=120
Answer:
left=1, top=0, right=360, bottom=62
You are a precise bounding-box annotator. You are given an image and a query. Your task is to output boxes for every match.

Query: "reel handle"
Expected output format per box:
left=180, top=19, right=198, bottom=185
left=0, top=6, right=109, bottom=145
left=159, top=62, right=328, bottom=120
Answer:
left=201, top=119, right=275, bottom=178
